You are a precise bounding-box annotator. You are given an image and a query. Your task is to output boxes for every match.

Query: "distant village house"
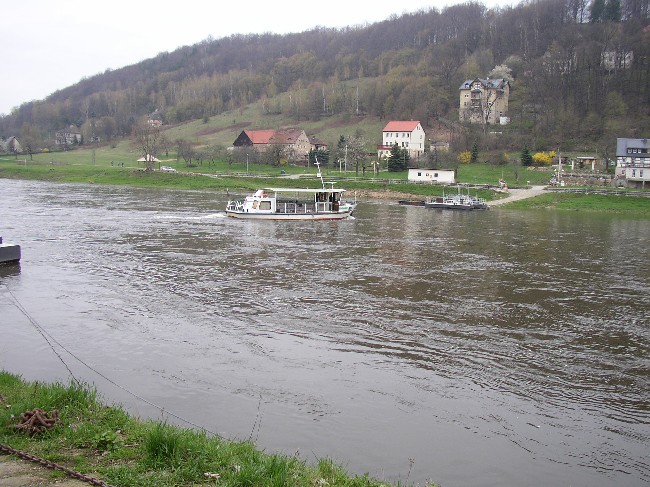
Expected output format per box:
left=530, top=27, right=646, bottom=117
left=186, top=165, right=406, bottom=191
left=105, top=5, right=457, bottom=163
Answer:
left=616, top=137, right=650, bottom=189
left=377, top=121, right=426, bottom=160
left=573, top=156, right=598, bottom=171
left=308, top=135, right=328, bottom=152
left=459, top=78, right=510, bottom=125
left=407, top=168, right=455, bottom=184
left=233, top=128, right=312, bottom=161
left=1, top=136, right=22, bottom=154
left=601, top=50, right=633, bottom=71
left=55, top=126, right=82, bottom=145
left=147, top=111, right=163, bottom=128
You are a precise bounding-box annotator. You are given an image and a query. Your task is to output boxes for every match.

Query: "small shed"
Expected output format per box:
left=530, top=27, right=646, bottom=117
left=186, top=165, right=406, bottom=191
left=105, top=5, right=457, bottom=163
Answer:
left=408, top=168, right=455, bottom=184
left=137, top=154, right=160, bottom=163
left=573, top=156, right=597, bottom=171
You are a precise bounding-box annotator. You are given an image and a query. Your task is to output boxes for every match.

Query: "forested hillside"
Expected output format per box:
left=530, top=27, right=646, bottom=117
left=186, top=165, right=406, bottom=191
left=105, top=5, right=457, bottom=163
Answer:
left=1, top=0, right=648, bottom=155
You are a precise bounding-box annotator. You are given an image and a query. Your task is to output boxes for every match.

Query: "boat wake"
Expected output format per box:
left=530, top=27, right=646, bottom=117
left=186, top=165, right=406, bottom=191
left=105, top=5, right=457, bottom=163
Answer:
left=154, top=212, right=227, bottom=220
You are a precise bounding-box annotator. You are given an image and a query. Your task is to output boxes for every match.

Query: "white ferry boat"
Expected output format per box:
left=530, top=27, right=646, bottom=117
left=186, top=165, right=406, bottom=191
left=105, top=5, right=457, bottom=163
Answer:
left=226, top=159, right=356, bottom=221
left=226, top=186, right=355, bottom=220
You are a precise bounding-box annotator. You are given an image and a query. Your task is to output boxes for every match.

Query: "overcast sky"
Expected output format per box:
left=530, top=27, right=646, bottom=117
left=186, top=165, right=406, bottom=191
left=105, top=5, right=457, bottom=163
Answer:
left=0, top=0, right=516, bottom=116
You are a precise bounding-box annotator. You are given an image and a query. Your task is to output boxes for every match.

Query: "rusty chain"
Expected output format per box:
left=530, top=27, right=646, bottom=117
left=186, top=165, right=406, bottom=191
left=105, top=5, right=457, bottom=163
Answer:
left=0, top=443, right=114, bottom=487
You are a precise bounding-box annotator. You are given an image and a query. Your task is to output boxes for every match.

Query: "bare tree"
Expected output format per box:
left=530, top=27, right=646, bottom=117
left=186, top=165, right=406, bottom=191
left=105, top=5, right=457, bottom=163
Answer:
left=264, top=143, right=286, bottom=166
left=132, top=120, right=162, bottom=172
left=176, top=138, right=195, bottom=167
left=159, top=133, right=172, bottom=157
left=347, top=133, right=368, bottom=176
left=20, top=123, right=41, bottom=161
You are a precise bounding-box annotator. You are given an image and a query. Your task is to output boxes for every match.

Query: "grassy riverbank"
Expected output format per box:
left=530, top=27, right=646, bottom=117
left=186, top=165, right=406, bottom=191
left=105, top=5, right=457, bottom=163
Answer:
left=503, top=191, right=650, bottom=215
left=0, top=371, right=421, bottom=486
left=0, top=158, right=502, bottom=201
left=2, top=155, right=650, bottom=214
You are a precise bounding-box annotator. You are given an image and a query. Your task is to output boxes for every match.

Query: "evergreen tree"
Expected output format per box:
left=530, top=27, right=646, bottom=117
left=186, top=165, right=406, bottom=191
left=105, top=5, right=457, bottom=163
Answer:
left=521, top=145, right=533, bottom=167
left=337, top=135, right=346, bottom=152
left=603, top=0, right=621, bottom=21
left=589, top=0, right=606, bottom=22
left=388, top=143, right=409, bottom=172
left=400, top=147, right=410, bottom=170
left=309, top=148, right=330, bottom=167
left=471, top=143, right=479, bottom=164
left=333, top=135, right=347, bottom=170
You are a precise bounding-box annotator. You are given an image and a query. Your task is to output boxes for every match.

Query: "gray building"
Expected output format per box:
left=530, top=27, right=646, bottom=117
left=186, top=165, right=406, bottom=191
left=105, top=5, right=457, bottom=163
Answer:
left=616, top=138, right=650, bottom=188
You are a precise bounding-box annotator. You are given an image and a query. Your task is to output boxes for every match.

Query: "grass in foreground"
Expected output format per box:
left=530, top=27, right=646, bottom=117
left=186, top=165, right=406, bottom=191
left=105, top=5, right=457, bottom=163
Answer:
left=0, top=371, right=430, bottom=486
left=502, top=192, right=650, bottom=215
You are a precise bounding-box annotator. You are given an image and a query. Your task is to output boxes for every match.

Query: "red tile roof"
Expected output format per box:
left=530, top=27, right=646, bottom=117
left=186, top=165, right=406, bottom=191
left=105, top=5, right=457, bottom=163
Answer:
left=244, top=130, right=276, bottom=144
left=269, top=129, right=304, bottom=144
left=244, top=129, right=306, bottom=145
left=382, top=121, right=421, bottom=132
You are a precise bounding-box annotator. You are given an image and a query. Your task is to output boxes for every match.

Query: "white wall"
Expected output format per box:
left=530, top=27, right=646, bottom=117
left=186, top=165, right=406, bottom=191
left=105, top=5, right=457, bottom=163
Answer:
left=408, top=169, right=455, bottom=183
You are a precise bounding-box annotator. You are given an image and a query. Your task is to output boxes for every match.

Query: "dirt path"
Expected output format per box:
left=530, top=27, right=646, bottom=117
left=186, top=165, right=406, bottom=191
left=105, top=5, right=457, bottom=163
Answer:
left=0, top=455, right=91, bottom=486
left=487, top=185, right=547, bottom=207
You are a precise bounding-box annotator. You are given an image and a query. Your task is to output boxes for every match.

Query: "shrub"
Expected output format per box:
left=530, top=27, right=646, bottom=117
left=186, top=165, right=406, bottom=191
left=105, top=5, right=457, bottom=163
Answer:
left=532, top=151, right=553, bottom=165
left=458, top=150, right=472, bottom=164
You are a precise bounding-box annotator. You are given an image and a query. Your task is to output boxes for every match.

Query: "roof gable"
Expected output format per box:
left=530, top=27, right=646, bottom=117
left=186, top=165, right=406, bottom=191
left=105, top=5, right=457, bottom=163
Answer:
left=616, top=137, right=650, bottom=156
left=383, top=121, right=422, bottom=132
left=459, top=78, right=508, bottom=90
left=245, top=130, right=276, bottom=144
left=269, top=129, right=306, bottom=144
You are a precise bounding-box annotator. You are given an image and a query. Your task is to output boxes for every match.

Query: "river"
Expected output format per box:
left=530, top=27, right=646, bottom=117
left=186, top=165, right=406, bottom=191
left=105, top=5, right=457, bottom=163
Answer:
left=0, top=178, right=648, bottom=486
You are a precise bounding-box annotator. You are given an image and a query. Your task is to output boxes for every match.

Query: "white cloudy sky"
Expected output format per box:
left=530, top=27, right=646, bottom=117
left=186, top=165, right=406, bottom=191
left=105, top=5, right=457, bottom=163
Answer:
left=0, top=0, right=517, bottom=115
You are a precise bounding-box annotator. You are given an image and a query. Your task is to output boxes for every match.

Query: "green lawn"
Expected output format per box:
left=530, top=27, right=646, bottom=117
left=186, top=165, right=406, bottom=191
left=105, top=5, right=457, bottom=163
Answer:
left=3, top=149, right=649, bottom=215
left=503, top=191, right=650, bottom=214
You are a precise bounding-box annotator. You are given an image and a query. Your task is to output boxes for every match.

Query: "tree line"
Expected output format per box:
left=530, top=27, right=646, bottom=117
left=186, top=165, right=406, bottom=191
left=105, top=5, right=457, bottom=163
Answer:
left=1, top=0, right=648, bottom=157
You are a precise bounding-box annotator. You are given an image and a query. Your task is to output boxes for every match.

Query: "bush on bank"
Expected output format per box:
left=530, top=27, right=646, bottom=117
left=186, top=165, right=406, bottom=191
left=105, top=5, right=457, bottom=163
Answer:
left=0, top=371, right=429, bottom=486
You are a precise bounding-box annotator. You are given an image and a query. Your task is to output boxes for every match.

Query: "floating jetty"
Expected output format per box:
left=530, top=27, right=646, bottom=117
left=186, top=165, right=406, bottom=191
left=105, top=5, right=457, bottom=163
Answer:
left=0, top=237, right=21, bottom=264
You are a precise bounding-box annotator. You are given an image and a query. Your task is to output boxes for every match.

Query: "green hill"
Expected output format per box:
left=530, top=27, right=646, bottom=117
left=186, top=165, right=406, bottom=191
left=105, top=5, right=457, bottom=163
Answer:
left=1, top=0, right=648, bottom=158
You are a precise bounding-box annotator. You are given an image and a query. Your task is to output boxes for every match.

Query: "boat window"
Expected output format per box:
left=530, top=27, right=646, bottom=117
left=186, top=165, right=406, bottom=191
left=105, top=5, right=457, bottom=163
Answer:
left=259, top=201, right=271, bottom=210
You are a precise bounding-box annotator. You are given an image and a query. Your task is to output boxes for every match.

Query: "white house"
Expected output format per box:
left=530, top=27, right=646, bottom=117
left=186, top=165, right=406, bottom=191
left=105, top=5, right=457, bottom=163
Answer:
left=55, top=126, right=82, bottom=145
left=377, top=121, right=426, bottom=159
left=1, top=136, right=21, bottom=154
left=408, top=168, right=455, bottom=184
left=616, top=137, right=650, bottom=188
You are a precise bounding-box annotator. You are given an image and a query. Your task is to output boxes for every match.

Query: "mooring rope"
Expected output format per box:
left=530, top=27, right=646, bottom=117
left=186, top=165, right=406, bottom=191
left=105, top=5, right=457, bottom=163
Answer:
left=5, top=288, right=218, bottom=436
left=5, top=288, right=80, bottom=385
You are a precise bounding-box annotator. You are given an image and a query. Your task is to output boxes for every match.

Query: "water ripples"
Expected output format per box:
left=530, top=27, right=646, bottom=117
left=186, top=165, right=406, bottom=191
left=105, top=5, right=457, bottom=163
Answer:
left=1, top=180, right=649, bottom=486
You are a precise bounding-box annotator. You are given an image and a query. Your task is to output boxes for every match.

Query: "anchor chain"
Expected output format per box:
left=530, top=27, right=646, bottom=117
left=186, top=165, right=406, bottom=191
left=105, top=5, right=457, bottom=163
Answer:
left=0, top=443, right=114, bottom=487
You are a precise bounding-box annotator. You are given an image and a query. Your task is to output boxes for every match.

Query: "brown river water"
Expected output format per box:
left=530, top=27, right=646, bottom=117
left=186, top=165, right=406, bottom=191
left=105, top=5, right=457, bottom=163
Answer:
left=1, top=179, right=648, bottom=486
